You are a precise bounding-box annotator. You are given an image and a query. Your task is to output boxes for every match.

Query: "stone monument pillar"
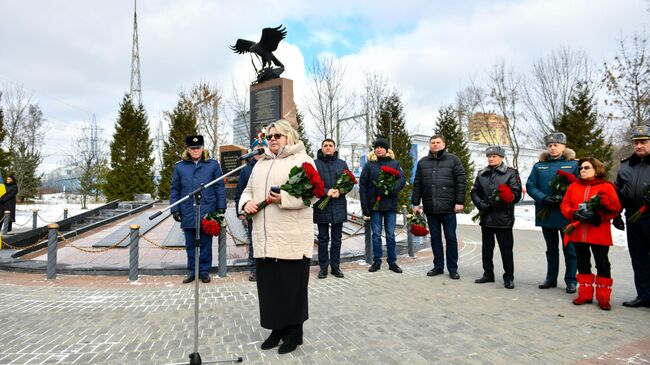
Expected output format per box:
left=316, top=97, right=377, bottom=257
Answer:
left=250, top=77, right=297, bottom=137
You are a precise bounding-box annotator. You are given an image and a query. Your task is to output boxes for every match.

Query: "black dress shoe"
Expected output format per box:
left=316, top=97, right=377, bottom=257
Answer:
left=248, top=273, right=256, bottom=282
left=622, top=298, right=650, bottom=308
left=474, top=275, right=495, bottom=284
left=261, top=329, right=286, bottom=350
left=389, top=263, right=403, bottom=273
left=426, top=268, right=443, bottom=277
left=538, top=280, right=557, bottom=289
left=318, top=268, right=328, bottom=279
left=504, top=279, right=515, bottom=289
left=182, top=274, right=195, bottom=284
left=449, top=272, right=460, bottom=280
left=331, top=267, right=345, bottom=278
left=565, top=282, right=577, bottom=293
left=369, top=262, right=381, bottom=272
left=200, top=274, right=211, bottom=283
left=278, top=324, right=303, bottom=354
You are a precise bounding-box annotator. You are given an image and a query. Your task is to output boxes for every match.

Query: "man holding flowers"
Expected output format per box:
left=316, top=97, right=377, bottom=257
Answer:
left=615, top=125, right=650, bottom=308
left=360, top=137, right=406, bottom=273
left=314, top=139, right=353, bottom=279
left=471, top=146, right=522, bottom=289
left=526, top=132, right=579, bottom=293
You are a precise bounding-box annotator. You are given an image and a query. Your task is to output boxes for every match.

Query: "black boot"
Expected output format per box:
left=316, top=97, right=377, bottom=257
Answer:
left=278, top=324, right=303, bottom=354
left=261, top=328, right=287, bottom=350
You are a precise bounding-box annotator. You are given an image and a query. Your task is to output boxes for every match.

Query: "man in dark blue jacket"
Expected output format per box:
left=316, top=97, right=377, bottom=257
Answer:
left=526, top=132, right=578, bottom=293
left=615, top=125, right=650, bottom=308
left=411, top=134, right=466, bottom=279
left=360, top=137, right=406, bottom=273
left=314, top=139, right=350, bottom=279
left=170, top=135, right=227, bottom=284
left=235, top=136, right=267, bottom=282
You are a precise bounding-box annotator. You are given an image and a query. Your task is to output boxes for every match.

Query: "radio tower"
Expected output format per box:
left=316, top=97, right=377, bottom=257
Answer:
left=130, top=0, right=142, bottom=106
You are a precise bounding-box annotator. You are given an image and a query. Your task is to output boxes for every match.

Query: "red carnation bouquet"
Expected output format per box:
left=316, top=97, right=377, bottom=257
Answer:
left=537, top=169, right=577, bottom=220
left=372, top=166, right=402, bottom=210
left=472, top=184, right=515, bottom=223
left=317, top=169, right=357, bottom=210
left=562, top=192, right=619, bottom=235
left=628, top=185, right=650, bottom=223
left=245, top=162, right=325, bottom=219
left=201, top=211, right=225, bottom=236
left=409, top=213, right=429, bottom=236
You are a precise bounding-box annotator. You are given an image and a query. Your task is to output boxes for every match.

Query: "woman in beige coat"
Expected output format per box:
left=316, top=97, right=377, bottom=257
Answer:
left=240, top=119, right=315, bottom=354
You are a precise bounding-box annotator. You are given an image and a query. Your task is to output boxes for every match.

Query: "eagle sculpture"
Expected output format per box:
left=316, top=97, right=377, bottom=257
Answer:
left=230, top=25, right=287, bottom=83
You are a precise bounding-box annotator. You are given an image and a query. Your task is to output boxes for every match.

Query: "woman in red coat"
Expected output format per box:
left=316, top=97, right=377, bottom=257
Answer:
left=560, top=157, right=621, bottom=310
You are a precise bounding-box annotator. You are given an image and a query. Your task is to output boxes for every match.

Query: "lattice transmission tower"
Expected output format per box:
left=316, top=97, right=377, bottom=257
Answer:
left=130, top=0, right=142, bottom=106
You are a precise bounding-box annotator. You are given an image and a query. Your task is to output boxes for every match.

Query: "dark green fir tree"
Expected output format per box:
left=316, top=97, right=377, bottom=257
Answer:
left=375, top=92, right=413, bottom=210
left=434, top=105, right=475, bottom=212
left=555, top=81, right=613, bottom=172
left=295, top=108, right=314, bottom=157
left=104, top=94, right=155, bottom=201
left=158, top=95, right=198, bottom=199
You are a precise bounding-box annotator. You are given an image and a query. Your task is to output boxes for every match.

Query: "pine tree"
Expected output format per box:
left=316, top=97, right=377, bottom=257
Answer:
left=158, top=95, right=198, bottom=199
left=555, top=81, right=613, bottom=171
left=375, top=93, right=413, bottom=210
left=295, top=108, right=313, bottom=157
left=434, top=105, right=475, bottom=213
left=104, top=94, right=155, bottom=201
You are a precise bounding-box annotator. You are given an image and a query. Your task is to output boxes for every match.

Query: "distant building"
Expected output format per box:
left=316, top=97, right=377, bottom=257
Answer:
left=232, top=111, right=250, bottom=149
left=468, top=112, right=510, bottom=146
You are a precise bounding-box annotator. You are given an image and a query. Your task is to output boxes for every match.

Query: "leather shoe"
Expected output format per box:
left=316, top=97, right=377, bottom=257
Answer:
left=449, top=272, right=460, bottom=280
left=318, top=268, right=328, bottom=279
left=248, top=273, right=256, bottom=282
left=565, top=282, right=577, bottom=293
left=622, top=298, right=650, bottom=308
left=538, top=280, right=557, bottom=289
left=504, top=279, right=515, bottom=289
left=389, top=263, right=403, bottom=273
left=426, top=268, right=443, bottom=277
left=200, top=274, right=211, bottom=283
left=331, top=267, right=345, bottom=278
left=474, top=275, right=495, bottom=284
left=182, top=274, right=195, bottom=284
left=368, top=262, right=381, bottom=272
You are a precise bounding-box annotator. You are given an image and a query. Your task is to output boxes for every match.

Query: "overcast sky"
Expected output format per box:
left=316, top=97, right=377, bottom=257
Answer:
left=0, top=0, right=648, bottom=173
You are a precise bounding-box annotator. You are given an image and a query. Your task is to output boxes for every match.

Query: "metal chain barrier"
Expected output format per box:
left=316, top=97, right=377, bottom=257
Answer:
left=58, top=231, right=130, bottom=253
left=37, top=213, right=64, bottom=224
left=139, top=233, right=185, bottom=251
left=11, top=216, right=33, bottom=227
left=0, top=232, right=49, bottom=250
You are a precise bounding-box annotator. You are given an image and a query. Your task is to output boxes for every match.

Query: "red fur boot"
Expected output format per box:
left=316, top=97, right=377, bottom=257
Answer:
left=595, top=276, right=613, bottom=311
left=573, top=273, right=595, bottom=305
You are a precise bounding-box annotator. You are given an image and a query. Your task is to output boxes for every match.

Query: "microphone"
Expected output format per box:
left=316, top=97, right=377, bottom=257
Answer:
left=237, top=148, right=264, bottom=162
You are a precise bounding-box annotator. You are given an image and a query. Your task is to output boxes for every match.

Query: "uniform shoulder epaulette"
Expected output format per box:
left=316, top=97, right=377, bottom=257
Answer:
left=175, top=160, right=184, bottom=164
left=620, top=156, right=630, bottom=163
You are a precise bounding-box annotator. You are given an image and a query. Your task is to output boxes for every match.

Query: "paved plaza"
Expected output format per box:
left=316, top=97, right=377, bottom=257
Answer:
left=1, top=225, right=649, bottom=364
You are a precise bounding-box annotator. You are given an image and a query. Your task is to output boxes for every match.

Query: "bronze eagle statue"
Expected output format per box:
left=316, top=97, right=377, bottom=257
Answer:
left=230, top=25, right=287, bottom=83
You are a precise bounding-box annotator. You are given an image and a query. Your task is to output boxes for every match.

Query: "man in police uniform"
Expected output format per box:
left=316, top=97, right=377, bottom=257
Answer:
left=615, top=125, right=650, bottom=308
left=170, top=135, right=227, bottom=284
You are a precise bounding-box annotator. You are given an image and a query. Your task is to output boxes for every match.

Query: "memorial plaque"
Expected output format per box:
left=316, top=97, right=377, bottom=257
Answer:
left=220, top=150, right=243, bottom=175
left=250, top=86, right=281, bottom=138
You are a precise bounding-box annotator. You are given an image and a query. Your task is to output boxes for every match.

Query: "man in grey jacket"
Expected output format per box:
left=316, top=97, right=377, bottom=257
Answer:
left=411, top=134, right=467, bottom=279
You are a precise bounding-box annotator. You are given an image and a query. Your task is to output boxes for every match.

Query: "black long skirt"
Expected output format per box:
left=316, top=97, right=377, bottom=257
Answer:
left=256, top=257, right=310, bottom=329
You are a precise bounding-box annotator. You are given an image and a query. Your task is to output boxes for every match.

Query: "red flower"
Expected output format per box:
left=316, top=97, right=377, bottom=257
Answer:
left=380, top=166, right=401, bottom=177
left=317, top=169, right=357, bottom=210
left=497, top=184, right=515, bottom=204
left=302, top=162, right=326, bottom=198
left=411, top=224, right=429, bottom=236
left=408, top=213, right=429, bottom=236
left=557, top=169, right=577, bottom=183
left=201, top=211, right=224, bottom=236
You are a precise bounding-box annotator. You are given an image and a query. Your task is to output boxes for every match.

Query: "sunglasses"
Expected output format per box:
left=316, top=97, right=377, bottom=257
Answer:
left=265, top=133, right=285, bottom=141
left=579, top=166, right=592, bottom=170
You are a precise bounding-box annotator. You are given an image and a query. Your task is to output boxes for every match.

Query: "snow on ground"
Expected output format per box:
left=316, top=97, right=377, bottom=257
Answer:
left=12, top=193, right=103, bottom=229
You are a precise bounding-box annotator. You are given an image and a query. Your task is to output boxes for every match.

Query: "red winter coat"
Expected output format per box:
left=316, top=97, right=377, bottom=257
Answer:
left=560, top=178, right=622, bottom=246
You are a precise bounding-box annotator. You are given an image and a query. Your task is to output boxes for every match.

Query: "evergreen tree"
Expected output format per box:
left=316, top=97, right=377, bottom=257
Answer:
left=434, top=105, right=475, bottom=213
left=295, top=108, right=314, bottom=157
left=0, top=102, right=10, bottom=177
left=104, top=94, right=155, bottom=201
left=158, top=95, right=198, bottom=199
left=375, top=93, right=413, bottom=210
left=11, top=140, right=42, bottom=202
left=555, top=81, right=613, bottom=171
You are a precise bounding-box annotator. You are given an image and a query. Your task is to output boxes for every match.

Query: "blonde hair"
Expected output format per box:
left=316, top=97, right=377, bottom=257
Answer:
left=268, top=119, right=300, bottom=145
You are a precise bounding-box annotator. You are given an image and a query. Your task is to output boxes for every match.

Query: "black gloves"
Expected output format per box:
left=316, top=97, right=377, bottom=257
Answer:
left=542, top=196, right=560, bottom=207
left=172, top=212, right=182, bottom=222
left=613, top=215, right=625, bottom=231
left=573, top=210, right=601, bottom=226
left=362, top=208, right=371, bottom=217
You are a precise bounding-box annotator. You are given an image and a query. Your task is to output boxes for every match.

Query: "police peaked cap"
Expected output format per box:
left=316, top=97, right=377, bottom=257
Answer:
left=185, top=135, right=204, bottom=147
left=631, top=125, right=650, bottom=140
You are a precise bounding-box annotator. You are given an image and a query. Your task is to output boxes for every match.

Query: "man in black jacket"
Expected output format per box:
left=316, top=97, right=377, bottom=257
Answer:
left=411, top=135, right=466, bottom=279
left=360, top=137, right=406, bottom=273
left=314, top=139, right=350, bottom=279
left=615, top=125, right=650, bottom=308
left=470, top=146, right=522, bottom=289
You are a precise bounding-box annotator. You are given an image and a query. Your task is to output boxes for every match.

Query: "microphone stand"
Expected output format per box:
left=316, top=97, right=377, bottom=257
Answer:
left=151, top=163, right=246, bottom=365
